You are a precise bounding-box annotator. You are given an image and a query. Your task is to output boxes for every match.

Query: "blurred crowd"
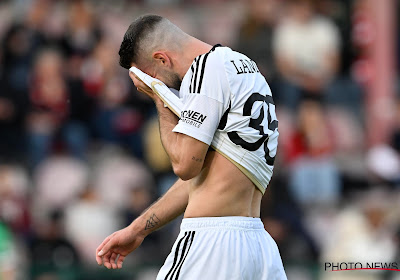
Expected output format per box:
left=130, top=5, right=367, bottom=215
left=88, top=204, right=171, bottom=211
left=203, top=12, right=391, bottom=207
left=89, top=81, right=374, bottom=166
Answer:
left=0, top=0, right=399, bottom=279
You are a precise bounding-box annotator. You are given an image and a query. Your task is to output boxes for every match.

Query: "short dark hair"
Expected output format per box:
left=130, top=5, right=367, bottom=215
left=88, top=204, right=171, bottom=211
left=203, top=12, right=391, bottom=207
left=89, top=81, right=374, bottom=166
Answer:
left=118, top=14, right=164, bottom=69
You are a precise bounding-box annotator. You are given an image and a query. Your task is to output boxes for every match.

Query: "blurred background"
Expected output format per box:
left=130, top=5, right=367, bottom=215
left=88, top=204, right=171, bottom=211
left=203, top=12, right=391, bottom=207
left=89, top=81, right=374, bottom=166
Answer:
left=0, top=0, right=399, bottom=279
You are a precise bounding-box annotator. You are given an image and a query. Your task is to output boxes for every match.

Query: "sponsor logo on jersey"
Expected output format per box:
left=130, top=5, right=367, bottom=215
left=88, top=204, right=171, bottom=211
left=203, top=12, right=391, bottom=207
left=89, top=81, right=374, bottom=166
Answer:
left=180, top=110, right=207, bottom=128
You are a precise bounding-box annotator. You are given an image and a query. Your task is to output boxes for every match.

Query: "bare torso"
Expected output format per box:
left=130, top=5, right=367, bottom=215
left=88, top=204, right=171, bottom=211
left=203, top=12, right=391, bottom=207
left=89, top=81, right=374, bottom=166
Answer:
left=184, top=150, right=263, bottom=218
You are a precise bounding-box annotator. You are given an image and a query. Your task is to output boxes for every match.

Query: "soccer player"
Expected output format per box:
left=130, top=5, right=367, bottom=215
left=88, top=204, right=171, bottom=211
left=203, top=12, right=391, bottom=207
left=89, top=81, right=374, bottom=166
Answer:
left=96, top=15, right=287, bottom=279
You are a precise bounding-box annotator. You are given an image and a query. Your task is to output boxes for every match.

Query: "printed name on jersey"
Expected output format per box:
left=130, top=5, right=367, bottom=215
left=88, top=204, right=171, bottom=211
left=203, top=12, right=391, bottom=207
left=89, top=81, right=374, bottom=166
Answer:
left=230, top=59, right=260, bottom=75
left=180, top=110, right=207, bottom=128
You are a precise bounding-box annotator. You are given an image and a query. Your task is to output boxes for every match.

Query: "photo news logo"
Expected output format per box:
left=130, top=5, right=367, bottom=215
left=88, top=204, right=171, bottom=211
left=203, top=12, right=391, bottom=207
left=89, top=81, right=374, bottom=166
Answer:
left=325, top=262, right=400, bottom=272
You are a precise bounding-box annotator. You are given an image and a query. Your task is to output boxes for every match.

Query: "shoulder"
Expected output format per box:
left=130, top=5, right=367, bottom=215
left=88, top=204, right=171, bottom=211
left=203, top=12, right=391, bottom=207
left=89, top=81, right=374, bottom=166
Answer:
left=202, top=46, right=251, bottom=70
left=198, top=45, right=229, bottom=73
left=189, top=46, right=231, bottom=93
left=209, top=46, right=248, bottom=65
left=208, top=46, right=260, bottom=77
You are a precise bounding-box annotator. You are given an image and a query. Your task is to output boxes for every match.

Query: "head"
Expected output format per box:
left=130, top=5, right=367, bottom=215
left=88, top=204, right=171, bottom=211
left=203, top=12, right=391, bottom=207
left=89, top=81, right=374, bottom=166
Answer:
left=119, top=15, right=190, bottom=89
left=248, top=0, right=280, bottom=24
left=288, top=0, right=315, bottom=23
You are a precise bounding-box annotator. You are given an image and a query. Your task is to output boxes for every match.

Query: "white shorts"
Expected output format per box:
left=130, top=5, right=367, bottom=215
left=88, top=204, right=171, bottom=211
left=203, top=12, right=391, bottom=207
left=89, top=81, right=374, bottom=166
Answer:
left=156, top=216, right=287, bottom=280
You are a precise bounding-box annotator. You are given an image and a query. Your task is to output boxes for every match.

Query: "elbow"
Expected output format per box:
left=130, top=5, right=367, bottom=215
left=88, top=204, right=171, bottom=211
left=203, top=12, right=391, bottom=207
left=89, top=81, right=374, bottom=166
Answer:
left=173, top=163, right=201, bottom=181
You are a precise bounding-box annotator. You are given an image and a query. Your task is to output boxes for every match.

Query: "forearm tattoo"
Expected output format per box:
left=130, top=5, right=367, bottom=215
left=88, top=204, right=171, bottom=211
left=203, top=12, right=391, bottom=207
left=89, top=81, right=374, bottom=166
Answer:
left=192, top=156, right=203, bottom=163
left=144, top=213, right=161, bottom=230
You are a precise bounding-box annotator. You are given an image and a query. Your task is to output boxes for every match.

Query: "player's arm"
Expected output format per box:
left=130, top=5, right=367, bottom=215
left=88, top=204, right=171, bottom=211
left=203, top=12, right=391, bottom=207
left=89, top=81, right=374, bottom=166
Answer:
left=129, top=71, right=209, bottom=181
left=96, top=178, right=189, bottom=269
left=129, top=53, right=228, bottom=181
left=154, top=97, right=208, bottom=180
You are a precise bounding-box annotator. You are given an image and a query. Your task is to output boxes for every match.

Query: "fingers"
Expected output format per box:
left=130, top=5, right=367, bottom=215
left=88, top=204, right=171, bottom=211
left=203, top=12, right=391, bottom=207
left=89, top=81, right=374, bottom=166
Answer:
left=95, top=234, right=125, bottom=269
left=102, top=251, right=113, bottom=269
left=101, top=253, right=125, bottom=270
left=128, top=70, right=137, bottom=80
left=96, top=251, right=103, bottom=266
left=97, top=234, right=115, bottom=258
left=104, top=253, right=124, bottom=270
left=128, top=71, right=137, bottom=82
left=110, top=252, right=118, bottom=269
left=96, top=235, right=112, bottom=265
left=128, top=71, right=152, bottom=95
left=117, top=255, right=125, bottom=269
left=129, top=72, right=145, bottom=86
left=96, top=234, right=112, bottom=256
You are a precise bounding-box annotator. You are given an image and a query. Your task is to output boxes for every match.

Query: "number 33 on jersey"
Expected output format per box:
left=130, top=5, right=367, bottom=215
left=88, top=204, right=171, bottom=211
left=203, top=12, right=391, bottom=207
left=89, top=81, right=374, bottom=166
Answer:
left=173, top=45, right=279, bottom=194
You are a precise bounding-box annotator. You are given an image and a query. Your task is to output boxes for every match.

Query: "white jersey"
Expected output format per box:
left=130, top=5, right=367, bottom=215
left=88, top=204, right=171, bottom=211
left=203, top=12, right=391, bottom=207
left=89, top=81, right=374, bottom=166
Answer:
left=130, top=45, right=278, bottom=193
left=172, top=45, right=279, bottom=194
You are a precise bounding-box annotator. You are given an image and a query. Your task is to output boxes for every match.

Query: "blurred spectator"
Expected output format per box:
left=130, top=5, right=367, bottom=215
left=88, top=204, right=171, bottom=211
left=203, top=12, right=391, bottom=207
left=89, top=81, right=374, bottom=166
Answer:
left=143, top=117, right=171, bottom=174
left=326, top=107, right=365, bottom=154
left=285, top=100, right=341, bottom=206
left=92, top=150, right=155, bottom=210
left=367, top=145, right=400, bottom=185
left=261, top=180, right=320, bottom=263
left=88, top=37, right=147, bottom=158
left=320, top=188, right=397, bottom=280
left=0, top=222, right=18, bottom=280
left=92, top=74, right=145, bottom=158
left=236, top=0, right=281, bottom=81
left=64, top=187, right=121, bottom=265
left=29, top=210, right=80, bottom=280
left=63, top=0, right=101, bottom=57
left=285, top=101, right=333, bottom=163
left=314, top=0, right=353, bottom=75
left=0, top=24, right=33, bottom=161
left=33, top=156, right=89, bottom=213
left=326, top=107, right=368, bottom=194
left=372, top=98, right=400, bottom=185
left=143, top=117, right=176, bottom=193
left=27, top=49, right=89, bottom=168
left=273, top=0, right=340, bottom=110
left=0, top=165, right=30, bottom=235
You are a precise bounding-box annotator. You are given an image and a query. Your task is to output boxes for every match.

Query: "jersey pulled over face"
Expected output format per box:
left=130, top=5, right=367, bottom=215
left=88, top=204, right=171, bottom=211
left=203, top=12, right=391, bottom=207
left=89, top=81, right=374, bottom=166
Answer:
left=173, top=45, right=279, bottom=193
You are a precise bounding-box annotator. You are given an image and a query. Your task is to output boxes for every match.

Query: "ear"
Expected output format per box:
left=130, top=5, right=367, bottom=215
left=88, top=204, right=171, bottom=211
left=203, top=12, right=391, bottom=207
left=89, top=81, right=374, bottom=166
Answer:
left=152, top=51, right=171, bottom=67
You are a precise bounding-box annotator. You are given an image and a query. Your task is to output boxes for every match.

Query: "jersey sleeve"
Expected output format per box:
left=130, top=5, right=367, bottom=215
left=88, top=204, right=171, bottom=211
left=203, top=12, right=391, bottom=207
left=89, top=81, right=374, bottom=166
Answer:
left=172, top=52, right=230, bottom=145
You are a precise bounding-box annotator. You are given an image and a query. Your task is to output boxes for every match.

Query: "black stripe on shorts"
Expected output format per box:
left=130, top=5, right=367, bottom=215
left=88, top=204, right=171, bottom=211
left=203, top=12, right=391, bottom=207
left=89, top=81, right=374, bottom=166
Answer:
left=174, top=231, right=196, bottom=279
left=165, top=231, right=196, bottom=280
left=165, top=232, right=189, bottom=280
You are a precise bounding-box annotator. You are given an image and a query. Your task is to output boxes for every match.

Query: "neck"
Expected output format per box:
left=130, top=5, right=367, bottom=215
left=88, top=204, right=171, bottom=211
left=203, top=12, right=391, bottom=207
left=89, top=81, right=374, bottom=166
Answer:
left=175, top=37, right=213, bottom=79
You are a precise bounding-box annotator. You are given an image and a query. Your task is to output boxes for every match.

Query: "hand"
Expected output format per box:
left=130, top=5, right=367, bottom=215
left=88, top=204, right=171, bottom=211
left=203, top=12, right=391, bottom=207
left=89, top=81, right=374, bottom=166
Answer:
left=129, top=71, right=156, bottom=100
left=96, top=226, right=145, bottom=269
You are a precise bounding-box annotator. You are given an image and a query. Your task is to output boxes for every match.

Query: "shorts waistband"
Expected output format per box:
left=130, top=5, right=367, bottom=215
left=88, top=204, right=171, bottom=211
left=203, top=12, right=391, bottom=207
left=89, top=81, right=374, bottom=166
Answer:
left=180, top=216, right=264, bottom=231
